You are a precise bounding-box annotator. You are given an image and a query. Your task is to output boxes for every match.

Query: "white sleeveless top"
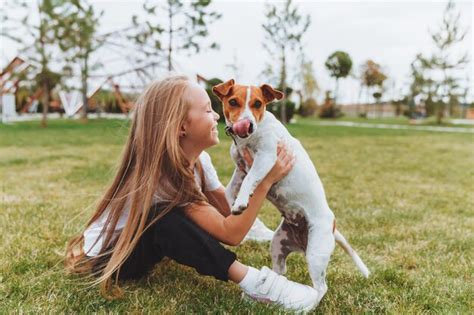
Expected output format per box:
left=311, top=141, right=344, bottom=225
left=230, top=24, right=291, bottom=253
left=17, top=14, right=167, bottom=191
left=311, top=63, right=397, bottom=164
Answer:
left=83, top=151, right=222, bottom=256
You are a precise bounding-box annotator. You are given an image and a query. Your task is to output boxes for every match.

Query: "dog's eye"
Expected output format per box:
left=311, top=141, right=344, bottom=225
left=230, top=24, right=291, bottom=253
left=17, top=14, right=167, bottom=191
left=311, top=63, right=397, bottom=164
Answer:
left=254, top=101, right=262, bottom=109
left=229, top=99, right=238, bottom=107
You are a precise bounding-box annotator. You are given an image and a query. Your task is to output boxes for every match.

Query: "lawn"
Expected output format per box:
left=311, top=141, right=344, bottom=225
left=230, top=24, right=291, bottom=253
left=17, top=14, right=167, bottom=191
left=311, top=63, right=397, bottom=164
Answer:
left=1, top=118, right=473, bottom=313
left=301, top=115, right=474, bottom=128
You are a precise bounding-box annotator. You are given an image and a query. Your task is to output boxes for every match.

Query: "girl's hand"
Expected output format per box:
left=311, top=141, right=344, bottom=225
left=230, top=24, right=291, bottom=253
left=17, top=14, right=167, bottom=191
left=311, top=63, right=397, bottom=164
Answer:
left=263, top=142, right=295, bottom=185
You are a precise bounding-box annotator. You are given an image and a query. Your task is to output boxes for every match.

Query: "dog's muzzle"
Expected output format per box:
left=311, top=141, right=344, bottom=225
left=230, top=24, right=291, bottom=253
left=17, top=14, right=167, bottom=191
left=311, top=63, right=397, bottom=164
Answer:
left=228, top=118, right=254, bottom=138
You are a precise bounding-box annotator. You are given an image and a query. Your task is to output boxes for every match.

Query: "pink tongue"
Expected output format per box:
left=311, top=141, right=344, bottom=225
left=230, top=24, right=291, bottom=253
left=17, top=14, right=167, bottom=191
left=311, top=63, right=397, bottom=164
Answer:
left=233, top=119, right=251, bottom=137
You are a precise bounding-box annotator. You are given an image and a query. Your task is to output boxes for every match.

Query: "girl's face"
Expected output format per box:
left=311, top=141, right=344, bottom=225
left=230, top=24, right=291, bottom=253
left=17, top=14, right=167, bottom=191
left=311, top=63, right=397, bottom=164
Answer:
left=182, top=82, right=220, bottom=150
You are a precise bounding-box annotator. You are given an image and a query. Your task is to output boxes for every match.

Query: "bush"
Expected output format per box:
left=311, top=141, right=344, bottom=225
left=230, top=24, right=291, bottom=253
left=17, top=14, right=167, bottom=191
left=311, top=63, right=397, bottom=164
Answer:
left=298, top=97, right=318, bottom=117
left=205, top=78, right=225, bottom=122
left=268, top=100, right=296, bottom=123
left=318, top=91, right=342, bottom=118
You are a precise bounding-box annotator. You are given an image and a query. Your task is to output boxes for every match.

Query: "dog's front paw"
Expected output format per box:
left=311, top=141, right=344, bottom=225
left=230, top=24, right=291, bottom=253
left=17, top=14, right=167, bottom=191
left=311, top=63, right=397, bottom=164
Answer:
left=231, top=197, right=249, bottom=215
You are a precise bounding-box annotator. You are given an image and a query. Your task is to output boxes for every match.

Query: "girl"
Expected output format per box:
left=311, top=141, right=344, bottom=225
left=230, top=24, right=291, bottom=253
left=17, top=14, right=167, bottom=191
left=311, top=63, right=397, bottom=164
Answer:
left=65, top=75, right=319, bottom=312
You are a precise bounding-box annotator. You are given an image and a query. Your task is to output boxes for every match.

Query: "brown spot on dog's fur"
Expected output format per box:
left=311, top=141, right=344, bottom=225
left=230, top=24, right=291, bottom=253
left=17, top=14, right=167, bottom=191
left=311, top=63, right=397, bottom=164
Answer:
left=280, top=213, right=309, bottom=251
left=222, top=85, right=248, bottom=123
left=248, top=86, right=265, bottom=122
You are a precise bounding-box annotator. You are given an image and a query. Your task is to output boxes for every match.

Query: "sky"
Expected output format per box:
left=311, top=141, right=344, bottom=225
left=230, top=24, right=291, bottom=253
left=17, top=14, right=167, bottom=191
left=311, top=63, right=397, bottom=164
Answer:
left=1, top=0, right=473, bottom=104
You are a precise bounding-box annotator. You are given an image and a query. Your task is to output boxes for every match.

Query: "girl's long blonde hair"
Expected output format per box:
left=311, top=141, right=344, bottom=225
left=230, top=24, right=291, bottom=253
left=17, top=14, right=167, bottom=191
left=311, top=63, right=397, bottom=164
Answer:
left=65, top=75, right=207, bottom=298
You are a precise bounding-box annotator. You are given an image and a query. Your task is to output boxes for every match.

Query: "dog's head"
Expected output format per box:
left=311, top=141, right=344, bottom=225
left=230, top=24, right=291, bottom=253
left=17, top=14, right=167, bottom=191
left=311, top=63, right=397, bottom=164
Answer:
left=212, top=79, right=284, bottom=138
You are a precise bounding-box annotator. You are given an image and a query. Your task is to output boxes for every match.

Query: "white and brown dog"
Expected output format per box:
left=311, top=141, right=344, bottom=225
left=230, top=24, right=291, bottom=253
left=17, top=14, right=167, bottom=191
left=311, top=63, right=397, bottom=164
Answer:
left=213, top=79, right=370, bottom=305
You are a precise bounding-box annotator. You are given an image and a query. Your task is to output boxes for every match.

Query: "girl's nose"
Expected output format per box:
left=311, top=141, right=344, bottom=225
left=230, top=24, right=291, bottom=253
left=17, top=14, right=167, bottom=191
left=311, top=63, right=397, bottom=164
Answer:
left=214, top=111, right=220, bottom=121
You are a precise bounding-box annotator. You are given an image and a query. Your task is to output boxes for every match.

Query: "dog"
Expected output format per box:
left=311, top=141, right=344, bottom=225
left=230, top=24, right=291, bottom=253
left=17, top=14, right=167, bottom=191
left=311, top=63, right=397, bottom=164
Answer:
left=212, top=79, right=370, bottom=304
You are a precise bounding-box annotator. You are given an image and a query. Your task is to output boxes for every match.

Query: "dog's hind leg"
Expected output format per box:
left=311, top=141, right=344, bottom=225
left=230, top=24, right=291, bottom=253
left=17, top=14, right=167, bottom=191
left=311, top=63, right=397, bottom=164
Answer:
left=305, top=212, right=336, bottom=302
left=271, top=219, right=304, bottom=275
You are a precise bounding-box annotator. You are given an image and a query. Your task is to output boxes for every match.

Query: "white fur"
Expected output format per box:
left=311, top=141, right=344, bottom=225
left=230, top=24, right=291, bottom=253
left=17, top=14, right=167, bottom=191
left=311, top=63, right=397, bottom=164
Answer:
left=225, top=110, right=370, bottom=303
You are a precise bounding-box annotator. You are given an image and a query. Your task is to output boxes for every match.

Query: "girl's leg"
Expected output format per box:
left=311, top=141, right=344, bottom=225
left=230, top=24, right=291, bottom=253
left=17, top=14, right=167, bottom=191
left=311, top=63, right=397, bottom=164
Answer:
left=115, top=204, right=236, bottom=281
left=227, top=260, right=249, bottom=283
left=119, top=205, right=320, bottom=312
left=148, top=205, right=237, bottom=281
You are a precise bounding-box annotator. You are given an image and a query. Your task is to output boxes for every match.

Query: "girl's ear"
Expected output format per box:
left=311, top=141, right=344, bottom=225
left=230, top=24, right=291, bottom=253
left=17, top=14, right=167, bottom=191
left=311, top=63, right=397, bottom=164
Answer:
left=180, top=125, right=187, bottom=137
left=212, top=79, right=235, bottom=100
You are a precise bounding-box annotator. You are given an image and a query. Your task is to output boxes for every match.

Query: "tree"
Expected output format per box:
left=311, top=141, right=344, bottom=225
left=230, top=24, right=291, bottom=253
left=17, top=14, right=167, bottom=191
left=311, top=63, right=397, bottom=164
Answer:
left=298, top=58, right=319, bottom=117
left=325, top=51, right=352, bottom=105
left=261, top=0, right=311, bottom=123
left=57, top=0, right=103, bottom=121
left=130, top=0, right=221, bottom=72
left=1, top=0, right=70, bottom=127
left=406, top=1, right=469, bottom=124
left=372, top=91, right=383, bottom=117
left=319, top=90, right=342, bottom=118
left=407, top=54, right=435, bottom=117
left=360, top=60, right=387, bottom=117
left=426, top=1, right=468, bottom=123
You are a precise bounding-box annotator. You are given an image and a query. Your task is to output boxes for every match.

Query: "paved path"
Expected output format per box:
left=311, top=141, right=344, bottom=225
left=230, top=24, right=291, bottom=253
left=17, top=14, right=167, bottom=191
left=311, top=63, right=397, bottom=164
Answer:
left=304, top=120, right=474, bottom=134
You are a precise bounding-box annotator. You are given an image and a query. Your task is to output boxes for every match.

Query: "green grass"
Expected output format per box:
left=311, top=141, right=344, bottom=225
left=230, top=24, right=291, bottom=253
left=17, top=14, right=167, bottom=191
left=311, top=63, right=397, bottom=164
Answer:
left=1, top=118, right=473, bottom=313
left=296, top=116, right=474, bottom=129
left=300, top=115, right=474, bottom=128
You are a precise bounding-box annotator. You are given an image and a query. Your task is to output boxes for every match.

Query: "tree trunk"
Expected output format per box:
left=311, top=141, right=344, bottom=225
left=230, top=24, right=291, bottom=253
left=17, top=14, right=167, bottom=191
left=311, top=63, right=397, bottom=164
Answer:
left=461, top=104, right=467, bottom=118
left=168, top=4, right=173, bottom=72
left=279, top=45, right=287, bottom=124
left=436, top=102, right=444, bottom=124
left=41, top=80, right=49, bottom=128
left=81, top=52, right=89, bottom=121
left=356, top=85, right=363, bottom=117
left=364, top=87, right=370, bottom=117
left=39, top=8, right=48, bottom=128
left=334, top=78, right=339, bottom=106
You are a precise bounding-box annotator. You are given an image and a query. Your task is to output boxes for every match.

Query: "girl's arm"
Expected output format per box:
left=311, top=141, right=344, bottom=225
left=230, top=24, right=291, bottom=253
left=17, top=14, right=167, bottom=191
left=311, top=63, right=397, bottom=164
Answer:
left=185, top=143, right=294, bottom=246
left=205, top=187, right=231, bottom=217
left=186, top=180, right=272, bottom=246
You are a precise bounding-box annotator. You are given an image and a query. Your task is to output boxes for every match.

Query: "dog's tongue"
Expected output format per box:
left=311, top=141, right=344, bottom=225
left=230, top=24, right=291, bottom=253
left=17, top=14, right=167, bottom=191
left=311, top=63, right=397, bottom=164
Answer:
left=233, top=119, right=251, bottom=137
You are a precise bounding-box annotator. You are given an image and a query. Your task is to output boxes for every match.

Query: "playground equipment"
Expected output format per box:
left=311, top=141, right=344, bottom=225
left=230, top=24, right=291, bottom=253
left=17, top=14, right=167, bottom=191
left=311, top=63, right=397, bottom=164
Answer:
left=110, top=78, right=134, bottom=113
left=20, top=76, right=135, bottom=117
left=1, top=57, right=29, bottom=94
left=76, top=77, right=135, bottom=115
left=1, top=56, right=143, bottom=120
left=1, top=57, right=30, bottom=122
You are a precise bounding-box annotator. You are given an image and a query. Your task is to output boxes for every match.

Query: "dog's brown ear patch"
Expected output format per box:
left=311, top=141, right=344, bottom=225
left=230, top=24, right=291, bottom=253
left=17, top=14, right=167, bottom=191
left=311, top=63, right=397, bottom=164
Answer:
left=212, top=79, right=235, bottom=100
left=260, top=84, right=284, bottom=103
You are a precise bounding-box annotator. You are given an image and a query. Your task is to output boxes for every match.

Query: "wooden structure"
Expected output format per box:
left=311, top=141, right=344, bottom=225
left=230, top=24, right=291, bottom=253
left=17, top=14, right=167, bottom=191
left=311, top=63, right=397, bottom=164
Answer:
left=1, top=57, right=30, bottom=94
left=109, top=78, right=134, bottom=113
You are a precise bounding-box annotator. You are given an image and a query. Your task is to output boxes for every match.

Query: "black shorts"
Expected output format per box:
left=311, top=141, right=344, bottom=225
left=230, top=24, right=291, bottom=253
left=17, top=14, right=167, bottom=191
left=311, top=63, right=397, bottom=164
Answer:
left=94, top=204, right=237, bottom=282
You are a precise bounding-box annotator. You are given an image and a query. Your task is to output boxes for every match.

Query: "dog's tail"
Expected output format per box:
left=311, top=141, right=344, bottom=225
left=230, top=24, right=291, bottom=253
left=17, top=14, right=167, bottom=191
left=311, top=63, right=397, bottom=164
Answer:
left=334, top=229, right=370, bottom=278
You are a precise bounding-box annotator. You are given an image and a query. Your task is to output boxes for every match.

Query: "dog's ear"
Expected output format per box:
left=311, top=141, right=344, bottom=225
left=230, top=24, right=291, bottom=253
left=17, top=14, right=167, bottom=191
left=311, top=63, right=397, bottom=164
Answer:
left=260, top=84, right=284, bottom=104
left=212, top=79, right=235, bottom=100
